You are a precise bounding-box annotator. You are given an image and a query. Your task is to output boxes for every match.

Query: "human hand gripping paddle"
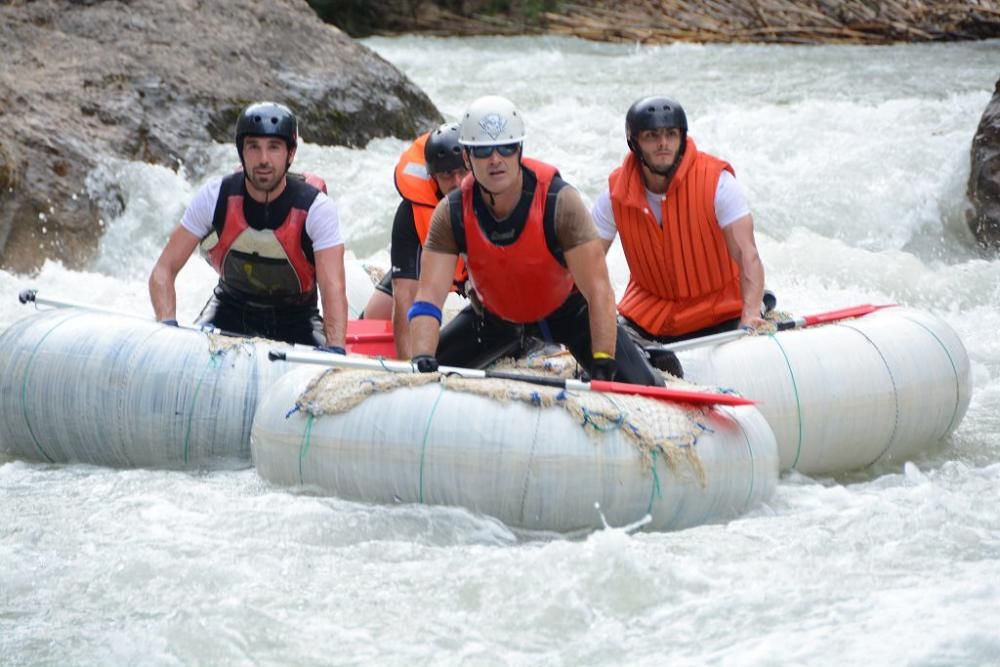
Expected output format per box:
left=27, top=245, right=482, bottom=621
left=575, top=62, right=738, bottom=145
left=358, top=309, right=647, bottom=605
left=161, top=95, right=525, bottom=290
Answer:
left=266, top=348, right=754, bottom=407
left=644, top=303, right=897, bottom=354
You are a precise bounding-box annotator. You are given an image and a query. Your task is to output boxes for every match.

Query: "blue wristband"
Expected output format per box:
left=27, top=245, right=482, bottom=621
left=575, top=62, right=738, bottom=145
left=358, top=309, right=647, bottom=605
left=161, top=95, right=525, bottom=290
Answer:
left=407, top=300, right=442, bottom=324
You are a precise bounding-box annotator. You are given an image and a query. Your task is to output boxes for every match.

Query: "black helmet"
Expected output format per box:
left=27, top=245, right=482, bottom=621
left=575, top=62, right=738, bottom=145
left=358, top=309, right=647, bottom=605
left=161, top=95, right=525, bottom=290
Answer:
left=625, top=96, right=687, bottom=152
left=423, top=122, right=464, bottom=174
left=235, top=101, right=298, bottom=157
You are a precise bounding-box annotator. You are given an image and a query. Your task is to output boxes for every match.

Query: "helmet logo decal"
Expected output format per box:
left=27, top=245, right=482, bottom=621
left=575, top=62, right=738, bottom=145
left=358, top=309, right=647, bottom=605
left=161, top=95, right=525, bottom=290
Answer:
left=478, top=113, right=507, bottom=141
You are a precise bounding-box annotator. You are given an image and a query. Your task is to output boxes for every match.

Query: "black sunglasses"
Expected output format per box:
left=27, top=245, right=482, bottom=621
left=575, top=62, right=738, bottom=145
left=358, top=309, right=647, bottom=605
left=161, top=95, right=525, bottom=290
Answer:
left=469, top=143, right=520, bottom=159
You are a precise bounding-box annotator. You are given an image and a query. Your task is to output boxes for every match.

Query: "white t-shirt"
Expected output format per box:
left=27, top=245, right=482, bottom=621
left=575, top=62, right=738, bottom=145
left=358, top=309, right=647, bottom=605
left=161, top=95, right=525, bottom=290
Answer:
left=180, top=176, right=344, bottom=251
left=591, top=169, right=750, bottom=241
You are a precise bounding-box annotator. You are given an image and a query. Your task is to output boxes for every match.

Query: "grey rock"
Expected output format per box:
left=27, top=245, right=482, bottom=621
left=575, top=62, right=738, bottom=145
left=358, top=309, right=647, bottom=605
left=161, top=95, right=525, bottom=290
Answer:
left=968, top=77, right=1000, bottom=250
left=0, top=0, right=441, bottom=273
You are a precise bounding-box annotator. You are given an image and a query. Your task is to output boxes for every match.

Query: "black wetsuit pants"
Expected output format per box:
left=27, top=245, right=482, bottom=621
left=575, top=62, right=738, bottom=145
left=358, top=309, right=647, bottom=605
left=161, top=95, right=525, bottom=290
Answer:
left=195, top=284, right=325, bottom=347
left=436, top=291, right=664, bottom=387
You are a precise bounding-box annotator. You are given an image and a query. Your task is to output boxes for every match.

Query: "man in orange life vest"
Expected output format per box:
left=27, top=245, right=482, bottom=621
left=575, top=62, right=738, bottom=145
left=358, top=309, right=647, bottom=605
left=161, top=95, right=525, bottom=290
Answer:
left=407, top=96, right=663, bottom=387
left=361, top=123, right=470, bottom=358
left=591, top=96, right=766, bottom=376
left=149, top=101, right=349, bottom=350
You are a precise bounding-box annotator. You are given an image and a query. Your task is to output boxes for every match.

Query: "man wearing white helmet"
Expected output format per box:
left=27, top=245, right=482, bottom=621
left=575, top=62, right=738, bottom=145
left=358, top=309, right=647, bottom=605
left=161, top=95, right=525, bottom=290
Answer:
left=405, top=96, right=663, bottom=386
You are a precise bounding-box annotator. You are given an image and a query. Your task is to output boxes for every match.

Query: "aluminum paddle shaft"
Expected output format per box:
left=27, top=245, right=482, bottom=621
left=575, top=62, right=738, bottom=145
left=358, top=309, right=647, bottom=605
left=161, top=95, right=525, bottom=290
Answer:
left=267, top=349, right=754, bottom=406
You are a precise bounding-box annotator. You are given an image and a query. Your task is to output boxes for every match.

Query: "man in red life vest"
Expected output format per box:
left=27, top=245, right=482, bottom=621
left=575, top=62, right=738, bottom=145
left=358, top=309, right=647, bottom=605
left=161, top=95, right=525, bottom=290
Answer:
left=592, top=96, right=767, bottom=376
left=149, top=101, right=348, bottom=350
left=407, top=96, right=662, bottom=386
left=361, top=123, right=470, bottom=358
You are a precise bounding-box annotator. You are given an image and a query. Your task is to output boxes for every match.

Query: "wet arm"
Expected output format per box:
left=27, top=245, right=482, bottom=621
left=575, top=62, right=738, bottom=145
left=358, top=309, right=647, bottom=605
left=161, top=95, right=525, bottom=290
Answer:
left=315, top=245, right=348, bottom=347
left=410, top=200, right=460, bottom=358
left=564, top=239, right=617, bottom=357
left=723, top=214, right=766, bottom=328
left=148, top=226, right=200, bottom=321
left=392, top=278, right=419, bottom=358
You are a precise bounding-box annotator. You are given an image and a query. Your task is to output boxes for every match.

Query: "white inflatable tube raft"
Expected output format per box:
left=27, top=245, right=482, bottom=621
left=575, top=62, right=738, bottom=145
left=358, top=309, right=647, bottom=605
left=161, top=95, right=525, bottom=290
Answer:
left=252, top=366, right=779, bottom=533
left=679, top=306, right=971, bottom=475
left=0, top=308, right=295, bottom=468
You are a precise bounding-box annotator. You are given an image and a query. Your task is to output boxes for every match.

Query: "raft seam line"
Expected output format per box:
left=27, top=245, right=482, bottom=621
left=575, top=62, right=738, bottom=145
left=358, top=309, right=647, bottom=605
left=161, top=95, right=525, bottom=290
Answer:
left=19, top=311, right=88, bottom=463
left=517, top=406, right=543, bottom=526
left=900, top=315, right=963, bottom=437
left=736, top=411, right=755, bottom=510
left=838, top=323, right=900, bottom=467
left=647, top=449, right=662, bottom=517
left=298, top=414, right=315, bottom=485
left=418, top=383, right=446, bottom=504
left=767, top=333, right=803, bottom=468
left=183, top=353, right=222, bottom=466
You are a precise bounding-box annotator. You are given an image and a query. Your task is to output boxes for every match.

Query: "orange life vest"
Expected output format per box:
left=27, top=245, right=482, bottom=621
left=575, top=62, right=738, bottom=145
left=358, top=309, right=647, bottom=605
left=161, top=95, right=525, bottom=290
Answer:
left=460, top=158, right=574, bottom=323
left=394, top=134, right=468, bottom=288
left=609, top=138, right=743, bottom=336
left=201, top=173, right=319, bottom=299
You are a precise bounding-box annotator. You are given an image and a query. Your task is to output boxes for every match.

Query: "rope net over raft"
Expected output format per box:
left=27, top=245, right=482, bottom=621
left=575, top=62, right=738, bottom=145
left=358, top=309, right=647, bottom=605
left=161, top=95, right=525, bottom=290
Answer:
left=292, top=366, right=717, bottom=485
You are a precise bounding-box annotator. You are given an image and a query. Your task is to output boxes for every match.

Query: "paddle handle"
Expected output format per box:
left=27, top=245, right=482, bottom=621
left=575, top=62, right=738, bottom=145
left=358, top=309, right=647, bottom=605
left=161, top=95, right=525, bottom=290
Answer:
left=346, top=332, right=394, bottom=344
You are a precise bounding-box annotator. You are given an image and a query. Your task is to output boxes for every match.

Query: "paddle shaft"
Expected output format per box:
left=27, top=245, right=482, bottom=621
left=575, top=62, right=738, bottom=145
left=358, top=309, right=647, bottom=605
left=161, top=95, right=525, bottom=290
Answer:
left=646, top=303, right=896, bottom=354
left=267, top=349, right=754, bottom=406
left=17, top=289, right=243, bottom=337
left=18, top=289, right=138, bottom=319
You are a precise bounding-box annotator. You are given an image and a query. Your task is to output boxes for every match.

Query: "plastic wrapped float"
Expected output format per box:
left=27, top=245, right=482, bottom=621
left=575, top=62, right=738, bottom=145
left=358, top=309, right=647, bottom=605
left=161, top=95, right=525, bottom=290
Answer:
left=679, top=306, right=972, bottom=474
left=0, top=308, right=295, bottom=468
left=251, top=365, right=779, bottom=533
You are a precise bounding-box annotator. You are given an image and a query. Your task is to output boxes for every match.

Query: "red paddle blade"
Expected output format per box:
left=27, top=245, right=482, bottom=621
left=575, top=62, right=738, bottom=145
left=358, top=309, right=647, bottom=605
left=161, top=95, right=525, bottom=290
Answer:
left=588, top=380, right=754, bottom=406
left=801, top=303, right=895, bottom=327
left=345, top=319, right=396, bottom=358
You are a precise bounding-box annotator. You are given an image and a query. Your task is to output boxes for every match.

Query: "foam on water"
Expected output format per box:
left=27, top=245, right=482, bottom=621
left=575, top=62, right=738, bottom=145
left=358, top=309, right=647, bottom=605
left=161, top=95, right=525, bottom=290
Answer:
left=2, top=35, right=999, bottom=664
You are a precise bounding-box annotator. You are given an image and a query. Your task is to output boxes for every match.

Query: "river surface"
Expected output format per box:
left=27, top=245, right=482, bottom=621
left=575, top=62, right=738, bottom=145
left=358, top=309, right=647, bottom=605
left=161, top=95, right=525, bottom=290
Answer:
left=2, top=36, right=1000, bottom=665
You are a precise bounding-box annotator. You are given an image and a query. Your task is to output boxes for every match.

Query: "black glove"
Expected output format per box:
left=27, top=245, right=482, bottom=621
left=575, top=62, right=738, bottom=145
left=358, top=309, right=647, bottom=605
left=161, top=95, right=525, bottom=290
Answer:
left=588, top=355, right=617, bottom=382
left=316, top=345, right=346, bottom=355
left=412, top=354, right=439, bottom=373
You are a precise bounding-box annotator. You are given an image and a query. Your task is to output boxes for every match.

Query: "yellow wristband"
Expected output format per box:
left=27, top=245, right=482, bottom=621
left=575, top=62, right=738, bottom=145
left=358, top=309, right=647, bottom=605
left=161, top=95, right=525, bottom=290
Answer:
left=592, top=352, right=614, bottom=360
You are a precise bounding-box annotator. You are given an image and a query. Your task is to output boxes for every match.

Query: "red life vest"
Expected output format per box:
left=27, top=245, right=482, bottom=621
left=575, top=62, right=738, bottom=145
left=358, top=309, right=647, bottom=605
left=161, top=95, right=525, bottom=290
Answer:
left=394, top=134, right=468, bottom=288
left=460, top=158, right=574, bottom=323
left=200, top=173, right=320, bottom=299
left=301, top=172, right=328, bottom=194
left=609, top=139, right=743, bottom=336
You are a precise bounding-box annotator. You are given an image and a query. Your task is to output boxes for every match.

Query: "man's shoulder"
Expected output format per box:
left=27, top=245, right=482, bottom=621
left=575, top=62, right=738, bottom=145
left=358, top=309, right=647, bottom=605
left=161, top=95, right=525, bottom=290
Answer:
left=197, top=174, right=227, bottom=193
left=693, top=147, right=732, bottom=173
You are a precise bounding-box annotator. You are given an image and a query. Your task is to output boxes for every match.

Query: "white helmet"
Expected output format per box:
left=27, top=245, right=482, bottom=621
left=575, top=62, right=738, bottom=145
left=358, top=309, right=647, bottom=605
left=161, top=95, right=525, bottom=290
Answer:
left=458, top=96, right=526, bottom=146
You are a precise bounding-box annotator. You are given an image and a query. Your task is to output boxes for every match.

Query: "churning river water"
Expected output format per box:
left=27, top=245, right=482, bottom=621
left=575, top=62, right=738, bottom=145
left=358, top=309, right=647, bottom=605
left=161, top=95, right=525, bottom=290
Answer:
left=2, top=35, right=999, bottom=665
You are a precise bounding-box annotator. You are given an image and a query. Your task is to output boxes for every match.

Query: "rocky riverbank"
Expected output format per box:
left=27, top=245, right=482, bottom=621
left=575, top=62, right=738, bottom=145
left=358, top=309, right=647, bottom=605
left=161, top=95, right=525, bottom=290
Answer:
left=0, top=0, right=441, bottom=274
left=969, top=80, right=1000, bottom=250
left=310, top=0, right=1000, bottom=44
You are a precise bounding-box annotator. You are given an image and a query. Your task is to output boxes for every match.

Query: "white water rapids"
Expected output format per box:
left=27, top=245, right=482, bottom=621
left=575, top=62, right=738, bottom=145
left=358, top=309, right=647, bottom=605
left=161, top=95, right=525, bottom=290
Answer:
left=2, top=36, right=999, bottom=665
